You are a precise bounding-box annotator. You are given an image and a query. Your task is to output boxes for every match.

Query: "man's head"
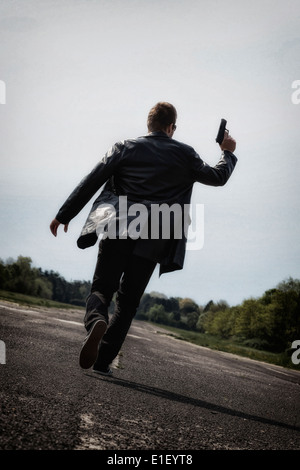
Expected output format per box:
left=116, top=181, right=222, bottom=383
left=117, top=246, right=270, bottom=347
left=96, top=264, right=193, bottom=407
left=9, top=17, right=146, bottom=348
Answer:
left=147, top=102, right=177, bottom=137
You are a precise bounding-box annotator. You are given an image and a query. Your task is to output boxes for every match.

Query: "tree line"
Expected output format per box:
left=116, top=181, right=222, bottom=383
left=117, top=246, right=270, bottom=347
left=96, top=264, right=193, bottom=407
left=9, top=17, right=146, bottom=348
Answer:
left=0, top=256, right=91, bottom=306
left=0, top=256, right=299, bottom=353
left=136, top=278, right=300, bottom=353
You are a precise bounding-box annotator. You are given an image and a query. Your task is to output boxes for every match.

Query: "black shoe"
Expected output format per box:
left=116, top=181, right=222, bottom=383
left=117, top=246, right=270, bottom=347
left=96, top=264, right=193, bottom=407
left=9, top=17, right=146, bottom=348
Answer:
left=79, top=319, right=107, bottom=369
left=92, top=366, right=113, bottom=377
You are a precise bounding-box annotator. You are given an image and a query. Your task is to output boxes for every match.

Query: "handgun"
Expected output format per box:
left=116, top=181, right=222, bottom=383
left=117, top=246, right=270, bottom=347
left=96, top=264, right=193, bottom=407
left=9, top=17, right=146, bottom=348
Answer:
left=215, top=118, right=228, bottom=144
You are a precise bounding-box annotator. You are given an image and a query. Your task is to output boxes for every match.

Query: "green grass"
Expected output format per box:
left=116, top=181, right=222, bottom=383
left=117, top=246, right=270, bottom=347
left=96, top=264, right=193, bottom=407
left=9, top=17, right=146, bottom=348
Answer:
left=0, top=289, right=83, bottom=310
left=152, top=322, right=299, bottom=371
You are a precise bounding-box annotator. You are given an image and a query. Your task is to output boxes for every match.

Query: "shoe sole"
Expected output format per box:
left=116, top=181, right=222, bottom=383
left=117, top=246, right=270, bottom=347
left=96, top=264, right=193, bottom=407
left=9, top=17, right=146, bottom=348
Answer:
left=79, top=320, right=107, bottom=369
left=92, top=368, right=113, bottom=377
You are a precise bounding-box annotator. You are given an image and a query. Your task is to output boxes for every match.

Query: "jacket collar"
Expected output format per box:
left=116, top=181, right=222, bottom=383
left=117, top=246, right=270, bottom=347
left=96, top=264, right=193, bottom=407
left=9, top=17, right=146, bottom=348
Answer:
left=146, top=131, right=170, bottom=138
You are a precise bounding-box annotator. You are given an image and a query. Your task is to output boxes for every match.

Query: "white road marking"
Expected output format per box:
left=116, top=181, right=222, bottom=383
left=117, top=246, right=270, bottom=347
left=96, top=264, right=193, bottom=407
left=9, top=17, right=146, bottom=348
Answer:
left=127, top=334, right=152, bottom=341
left=54, top=318, right=82, bottom=326
left=0, top=302, right=83, bottom=326
left=76, top=413, right=103, bottom=450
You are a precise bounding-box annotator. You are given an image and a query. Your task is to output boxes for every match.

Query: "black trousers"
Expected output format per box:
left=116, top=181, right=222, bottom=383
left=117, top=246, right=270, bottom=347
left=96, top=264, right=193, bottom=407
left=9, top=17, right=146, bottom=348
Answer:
left=85, top=237, right=157, bottom=369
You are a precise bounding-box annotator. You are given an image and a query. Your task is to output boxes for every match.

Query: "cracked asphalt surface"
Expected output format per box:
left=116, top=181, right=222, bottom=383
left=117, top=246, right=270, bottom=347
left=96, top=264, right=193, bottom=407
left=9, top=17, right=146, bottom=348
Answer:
left=0, top=300, right=300, bottom=453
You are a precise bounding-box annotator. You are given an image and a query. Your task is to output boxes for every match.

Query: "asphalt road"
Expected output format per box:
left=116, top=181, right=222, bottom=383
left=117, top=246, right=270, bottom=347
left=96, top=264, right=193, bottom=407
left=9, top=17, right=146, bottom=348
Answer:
left=0, top=300, right=300, bottom=454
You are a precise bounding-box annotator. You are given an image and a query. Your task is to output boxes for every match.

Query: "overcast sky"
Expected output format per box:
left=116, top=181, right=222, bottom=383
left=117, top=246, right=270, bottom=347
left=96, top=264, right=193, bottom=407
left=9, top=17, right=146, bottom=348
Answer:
left=0, top=0, right=299, bottom=307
